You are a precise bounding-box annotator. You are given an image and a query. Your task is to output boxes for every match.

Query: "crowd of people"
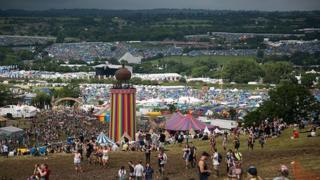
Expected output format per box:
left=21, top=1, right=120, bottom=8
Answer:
left=196, top=118, right=291, bottom=180
left=0, top=108, right=106, bottom=156
left=1, top=107, right=318, bottom=180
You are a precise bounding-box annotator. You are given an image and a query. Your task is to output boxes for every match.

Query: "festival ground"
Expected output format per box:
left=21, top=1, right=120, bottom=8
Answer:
left=0, top=128, right=319, bottom=180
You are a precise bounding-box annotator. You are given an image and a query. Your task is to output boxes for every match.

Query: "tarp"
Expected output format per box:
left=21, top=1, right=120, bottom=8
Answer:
left=165, top=112, right=212, bottom=131
left=97, top=132, right=116, bottom=146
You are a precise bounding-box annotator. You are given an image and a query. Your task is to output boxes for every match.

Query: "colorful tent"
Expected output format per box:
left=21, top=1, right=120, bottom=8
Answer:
left=165, top=112, right=212, bottom=131
left=95, top=109, right=110, bottom=123
left=97, top=132, right=116, bottom=146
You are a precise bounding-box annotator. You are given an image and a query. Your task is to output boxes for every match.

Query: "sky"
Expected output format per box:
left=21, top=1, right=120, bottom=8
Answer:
left=0, top=0, right=320, bottom=11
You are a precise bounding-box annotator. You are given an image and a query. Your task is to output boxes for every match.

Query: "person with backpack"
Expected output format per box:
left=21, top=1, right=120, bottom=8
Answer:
left=211, top=148, right=221, bottom=177
left=226, top=149, right=234, bottom=174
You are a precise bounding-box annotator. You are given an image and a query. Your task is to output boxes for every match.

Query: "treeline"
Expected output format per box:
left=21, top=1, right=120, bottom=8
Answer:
left=0, top=10, right=319, bottom=41
left=134, top=52, right=320, bottom=84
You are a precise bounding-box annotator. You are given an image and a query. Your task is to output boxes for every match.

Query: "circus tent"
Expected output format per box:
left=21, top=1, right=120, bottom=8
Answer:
left=96, top=132, right=115, bottom=146
left=165, top=112, right=214, bottom=131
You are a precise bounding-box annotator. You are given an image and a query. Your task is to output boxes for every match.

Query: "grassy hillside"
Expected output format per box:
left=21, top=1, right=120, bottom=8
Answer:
left=0, top=127, right=319, bottom=179
left=147, top=55, right=255, bottom=66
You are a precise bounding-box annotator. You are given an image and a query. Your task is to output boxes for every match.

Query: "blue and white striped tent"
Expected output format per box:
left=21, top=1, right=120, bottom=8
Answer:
left=96, top=132, right=116, bottom=146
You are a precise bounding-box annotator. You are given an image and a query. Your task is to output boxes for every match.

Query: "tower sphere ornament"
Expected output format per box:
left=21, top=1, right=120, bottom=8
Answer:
left=115, top=64, right=131, bottom=81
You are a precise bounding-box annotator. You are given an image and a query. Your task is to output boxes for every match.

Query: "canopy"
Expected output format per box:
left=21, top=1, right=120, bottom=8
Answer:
left=96, top=132, right=115, bottom=146
left=165, top=112, right=210, bottom=131
left=0, top=126, right=24, bottom=137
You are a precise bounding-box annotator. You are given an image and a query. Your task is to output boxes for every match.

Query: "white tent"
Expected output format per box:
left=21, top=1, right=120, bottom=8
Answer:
left=96, top=132, right=116, bottom=146
left=214, top=128, right=224, bottom=134
left=178, top=96, right=202, bottom=104
left=205, top=110, right=213, bottom=116
left=210, top=119, right=238, bottom=130
left=118, top=52, right=142, bottom=64
left=204, top=126, right=211, bottom=135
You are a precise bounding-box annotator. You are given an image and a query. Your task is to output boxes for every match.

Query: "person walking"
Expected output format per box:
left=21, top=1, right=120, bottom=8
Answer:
left=144, top=163, right=154, bottom=180
left=118, top=166, right=127, bottom=180
left=234, top=135, right=240, bottom=151
left=222, top=132, right=228, bottom=151
left=183, top=144, right=191, bottom=169
left=211, top=148, right=221, bottom=177
left=128, top=161, right=135, bottom=180
left=198, top=152, right=211, bottom=180
left=210, top=134, right=216, bottom=152
left=134, top=160, right=144, bottom=180
left=226, top=149, right=234, bottom=174
left=259, top=135, right=265, bottom=149
left=247, top=133, right=254, bottom=150
left=2, top=143, right=9, bottom=158
left=74, top=150, right=83, bottom=173
left=144, top=144, right=152, bottom=164
left=158, top=149, right=168, bottom=176
left=102, top=146, right=109, bottom=167
left=190, top=143, right=197, bottom=168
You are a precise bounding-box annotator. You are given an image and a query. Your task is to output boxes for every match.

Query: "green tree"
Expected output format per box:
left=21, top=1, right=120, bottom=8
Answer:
left=53, top=83, right=80, bottom=98
left=191, top=66, right=209, bottom=77
left=229, top=108, right=237, bottom=120
left=17, top=50, right=34, bottom=60
left=0, top=84, right=14, bottom=106
left=56, top=32, right=65, bottom=43
left=179, top=77, right=187, bottom=83
left=223, top=59, right=264, bottom=83
left=32, top=92, right=51, bottom=109
left=262, top=62, right=293, bottom=84
left=256, top=49, right=264, bottom=63
left=244, top=81, right=320, bottom=126
left=301, top=73, right=317, bottom=88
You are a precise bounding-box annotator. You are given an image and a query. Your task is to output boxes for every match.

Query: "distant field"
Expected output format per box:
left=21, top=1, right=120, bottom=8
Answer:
left=147, top=55, right=255, bottom=65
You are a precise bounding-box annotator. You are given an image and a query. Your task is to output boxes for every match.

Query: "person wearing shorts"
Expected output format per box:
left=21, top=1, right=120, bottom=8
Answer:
left=74, top=150, right=83, bottom=173
left=102, top=146, right=109, bottom=167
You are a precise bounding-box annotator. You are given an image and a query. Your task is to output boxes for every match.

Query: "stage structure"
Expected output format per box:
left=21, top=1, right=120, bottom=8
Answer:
left=109, top=64, right=136, bottom=142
